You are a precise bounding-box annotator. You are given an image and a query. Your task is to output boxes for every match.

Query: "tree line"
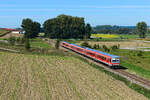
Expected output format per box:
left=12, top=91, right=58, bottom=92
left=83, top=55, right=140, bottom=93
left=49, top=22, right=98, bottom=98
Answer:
left=93, top=22, right=149, bottom=38
left=21, top=14, right=92, bottom=39
left=21, top=14, right=149, bottom=39
left=93, top=25, right=137, bottom=35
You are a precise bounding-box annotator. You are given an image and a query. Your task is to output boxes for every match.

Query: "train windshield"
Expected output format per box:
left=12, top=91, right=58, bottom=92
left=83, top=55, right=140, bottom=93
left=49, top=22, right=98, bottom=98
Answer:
left=112, top=58, right=120, bottom=63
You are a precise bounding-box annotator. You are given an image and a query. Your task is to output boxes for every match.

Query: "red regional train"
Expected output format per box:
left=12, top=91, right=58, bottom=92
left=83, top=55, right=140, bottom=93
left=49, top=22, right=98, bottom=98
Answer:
left=61, top=41, right=120, bottom=67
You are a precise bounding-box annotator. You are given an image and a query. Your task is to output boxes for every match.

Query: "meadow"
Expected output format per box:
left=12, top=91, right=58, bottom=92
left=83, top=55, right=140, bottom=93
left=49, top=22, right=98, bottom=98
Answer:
left=30, top=38, right=51, bottom=49
left=0, top=29, right=9, bottom=36
left=0, top=51, right=148, bottom=100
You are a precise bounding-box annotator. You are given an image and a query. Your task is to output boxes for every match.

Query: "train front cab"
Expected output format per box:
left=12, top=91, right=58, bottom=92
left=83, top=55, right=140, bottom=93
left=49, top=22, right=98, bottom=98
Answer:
left=111, top=57, right=120, bottom=68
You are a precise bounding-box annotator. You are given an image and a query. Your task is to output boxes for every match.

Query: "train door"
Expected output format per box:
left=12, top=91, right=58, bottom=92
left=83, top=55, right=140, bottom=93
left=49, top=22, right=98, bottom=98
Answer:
left=107, top=58, right=111, bottom=64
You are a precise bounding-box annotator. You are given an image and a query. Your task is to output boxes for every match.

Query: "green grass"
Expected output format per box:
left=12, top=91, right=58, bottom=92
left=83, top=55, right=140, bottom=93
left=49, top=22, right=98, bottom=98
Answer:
left=30, top=38, right=51, bottom=49
left=92, top=38, right=124, bottom=42
left=121, top=61, right=150, bottom=79
left=0, top=29, right=9, bottom=36
left=119, top=34, right=139, bottom=39
left=106, top=49, right=150, bottom=80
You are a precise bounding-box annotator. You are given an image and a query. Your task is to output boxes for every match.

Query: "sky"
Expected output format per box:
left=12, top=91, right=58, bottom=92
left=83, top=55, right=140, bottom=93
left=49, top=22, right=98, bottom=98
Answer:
left=1, top=0, right=150, bottom=28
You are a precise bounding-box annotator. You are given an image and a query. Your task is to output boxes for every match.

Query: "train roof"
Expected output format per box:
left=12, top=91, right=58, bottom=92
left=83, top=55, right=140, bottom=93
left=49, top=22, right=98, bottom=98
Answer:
left=85, top=48, right=120, bottom=58
left=63, top=41, right=120, bottom=58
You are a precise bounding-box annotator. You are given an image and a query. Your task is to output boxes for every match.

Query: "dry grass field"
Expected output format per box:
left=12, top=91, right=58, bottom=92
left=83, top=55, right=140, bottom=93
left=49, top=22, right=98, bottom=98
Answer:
left=0, top=52, right=148, bottom=100
left=82, top=41, right=150, bottom=48
left=0, top=32, right=23, bottom=39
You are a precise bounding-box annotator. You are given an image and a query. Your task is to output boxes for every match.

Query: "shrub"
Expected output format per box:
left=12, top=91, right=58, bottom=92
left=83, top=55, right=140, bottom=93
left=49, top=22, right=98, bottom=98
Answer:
left=8, top=36, right=16, bottom=45
left=93, top=44, right=101, bottom=49
left=93, top=44, right=97, bottom=49
left=55, top=39, right=60, bottom=49
left=111, top=45, right=118, bottom=50
left=102, top=45, right=110, bottom=52
left=137, top=51, right=143, bottom=57
left=16, top=37, right=25, bottom=44
left=81, top=41, right=91, bottom=48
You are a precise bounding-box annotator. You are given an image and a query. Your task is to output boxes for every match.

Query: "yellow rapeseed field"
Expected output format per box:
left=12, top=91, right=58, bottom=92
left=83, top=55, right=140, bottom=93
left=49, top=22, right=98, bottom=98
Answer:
left=91, top=34, right=119, bottom=39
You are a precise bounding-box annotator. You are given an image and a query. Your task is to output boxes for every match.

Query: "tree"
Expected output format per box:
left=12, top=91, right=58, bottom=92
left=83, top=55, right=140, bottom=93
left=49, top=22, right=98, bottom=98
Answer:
left=85, top=23, right=92, bottom=38
left=32, top=22, right=41, bottom=37
left=136, top=22, right=147, bottom=38
left=24, top=38, right=30, bottom=50
left=43, top=14, right=86, bottom=39
left=21, top=18, right=41, bottom=38
left=117, top=28, right=130, bottom=34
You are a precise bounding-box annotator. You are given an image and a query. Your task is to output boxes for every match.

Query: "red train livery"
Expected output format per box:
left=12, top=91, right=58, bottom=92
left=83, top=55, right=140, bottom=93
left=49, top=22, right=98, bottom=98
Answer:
left=61, top=41, right=120, bottom=67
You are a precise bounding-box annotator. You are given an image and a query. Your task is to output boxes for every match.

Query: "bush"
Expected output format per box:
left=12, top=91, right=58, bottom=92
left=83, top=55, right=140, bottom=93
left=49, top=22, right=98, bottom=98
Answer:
left=102, top=45, right=110, bottom=52
left=16, top=37, right=25, bottom=44
left=24, top=38, right=30, bottom=50
left=137, top=51, right=143, bottom=57
left=55, top=39, right=60, bottom=49
left=111, top=45, right=119, bottom=50
left=81, top=42, right=91, bottom=48
left=93, top=44, right=97, bottom=49
left=8, top=36, right=16, bottom=45
left=93, top=44, right=101, bottom=49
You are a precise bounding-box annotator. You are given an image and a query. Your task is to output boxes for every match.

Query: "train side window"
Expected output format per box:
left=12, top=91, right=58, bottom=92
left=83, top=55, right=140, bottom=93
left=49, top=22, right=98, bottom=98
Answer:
left=87, top=52, right=95, bottom=56
left=97, top=55, right=106, bottom=61
left=77, top=48, right=83, bottom=52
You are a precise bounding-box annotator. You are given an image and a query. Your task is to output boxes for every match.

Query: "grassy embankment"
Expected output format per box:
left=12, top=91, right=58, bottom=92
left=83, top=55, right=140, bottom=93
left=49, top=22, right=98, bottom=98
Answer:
left=110, top=49, right=150, bottom=80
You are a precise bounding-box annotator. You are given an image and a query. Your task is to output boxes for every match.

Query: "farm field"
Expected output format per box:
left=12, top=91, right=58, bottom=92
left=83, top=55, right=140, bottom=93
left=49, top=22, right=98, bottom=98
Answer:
left=0, top=52, right=148, bottom=100
left=85, top=40, right=150, bottom=48
left=0, top=29, right=9, bottom=36
left=91, top=34, right=139, bottom=39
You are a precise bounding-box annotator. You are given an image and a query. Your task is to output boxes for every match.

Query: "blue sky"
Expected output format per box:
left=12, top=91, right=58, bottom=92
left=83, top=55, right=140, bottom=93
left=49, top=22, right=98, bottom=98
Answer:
left=1, top=0, right=150, bottom=28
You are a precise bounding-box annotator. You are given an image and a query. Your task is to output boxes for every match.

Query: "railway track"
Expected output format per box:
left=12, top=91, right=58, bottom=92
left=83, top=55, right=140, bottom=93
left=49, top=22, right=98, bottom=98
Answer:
left=61, top=45, right=150, bottom=90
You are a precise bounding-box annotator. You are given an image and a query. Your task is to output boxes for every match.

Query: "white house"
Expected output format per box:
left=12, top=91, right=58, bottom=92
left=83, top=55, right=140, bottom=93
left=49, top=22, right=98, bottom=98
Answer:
left=12, top=30, right=24, bottom=34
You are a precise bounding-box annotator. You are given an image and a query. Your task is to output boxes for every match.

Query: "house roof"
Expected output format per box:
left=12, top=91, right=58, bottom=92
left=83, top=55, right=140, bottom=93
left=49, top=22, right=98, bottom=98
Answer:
left=3, top=28, right=16, bottom=31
